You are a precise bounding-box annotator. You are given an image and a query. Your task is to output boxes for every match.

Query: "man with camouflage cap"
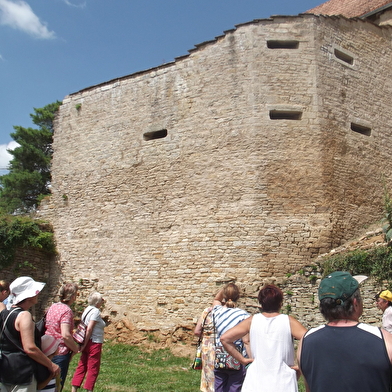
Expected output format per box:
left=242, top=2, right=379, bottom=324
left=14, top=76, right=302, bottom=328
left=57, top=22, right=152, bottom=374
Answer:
left=298, top=271, right=392, bottom=392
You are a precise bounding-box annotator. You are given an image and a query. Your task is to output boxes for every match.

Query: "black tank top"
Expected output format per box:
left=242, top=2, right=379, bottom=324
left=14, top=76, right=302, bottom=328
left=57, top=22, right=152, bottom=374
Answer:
left=0, top=307, right=41, bottom=385
left=300, top=323, right=392, bottom=392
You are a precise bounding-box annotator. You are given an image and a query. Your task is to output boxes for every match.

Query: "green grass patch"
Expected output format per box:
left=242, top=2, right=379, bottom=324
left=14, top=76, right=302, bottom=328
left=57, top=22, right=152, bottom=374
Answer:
left=64, top=342, right=200, bottom=392
left=64, top=342, right=307, bottom=391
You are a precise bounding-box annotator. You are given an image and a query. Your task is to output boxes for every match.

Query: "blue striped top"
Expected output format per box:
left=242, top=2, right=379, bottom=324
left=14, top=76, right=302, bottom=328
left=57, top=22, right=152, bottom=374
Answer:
left=213, top=305, right=250, bottom=347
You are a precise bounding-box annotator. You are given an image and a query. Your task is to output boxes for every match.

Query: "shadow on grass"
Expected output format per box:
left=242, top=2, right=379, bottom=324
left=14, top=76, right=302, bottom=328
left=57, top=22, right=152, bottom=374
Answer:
left=64, top=342, right=307, bottom=392
left=64, top=342, right=200, bottom=392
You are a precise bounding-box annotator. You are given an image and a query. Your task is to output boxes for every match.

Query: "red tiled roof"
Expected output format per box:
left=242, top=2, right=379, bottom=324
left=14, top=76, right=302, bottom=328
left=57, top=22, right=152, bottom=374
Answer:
left=306, top=0, right=392, bottom=18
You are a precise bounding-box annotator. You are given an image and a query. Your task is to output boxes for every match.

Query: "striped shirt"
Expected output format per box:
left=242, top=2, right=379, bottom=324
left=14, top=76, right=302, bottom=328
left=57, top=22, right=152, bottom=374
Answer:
left=38, top=378, right=55, bottom=392
left=212, top=305, right=250, bottom=348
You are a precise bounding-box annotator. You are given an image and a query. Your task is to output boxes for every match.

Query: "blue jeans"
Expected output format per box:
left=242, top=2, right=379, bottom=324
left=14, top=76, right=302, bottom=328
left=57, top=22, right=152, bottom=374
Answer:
left=52, top=351, right=73, bottom=391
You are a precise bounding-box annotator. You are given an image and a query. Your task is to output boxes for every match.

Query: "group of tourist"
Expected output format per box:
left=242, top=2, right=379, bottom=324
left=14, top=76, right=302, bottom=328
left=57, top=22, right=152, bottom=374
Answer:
left=1, top=271, right=392, bottom=392
left=0, top=277, right=105, bottom=392
left=195, top=273, right=392, bottom=392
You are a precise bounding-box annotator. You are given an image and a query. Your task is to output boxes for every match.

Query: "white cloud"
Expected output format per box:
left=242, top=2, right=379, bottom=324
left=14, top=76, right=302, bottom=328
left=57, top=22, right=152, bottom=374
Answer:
left=0, top=141, right=18, bottom=169
left=0, top=0, right=55, bottom=39
left=62, top=0, right=86, bottom=8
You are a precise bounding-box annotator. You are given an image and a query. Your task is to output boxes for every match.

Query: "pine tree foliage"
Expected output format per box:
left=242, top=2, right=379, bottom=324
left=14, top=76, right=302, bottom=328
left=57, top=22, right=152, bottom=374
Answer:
left=0, top=101, right=62, bottom=213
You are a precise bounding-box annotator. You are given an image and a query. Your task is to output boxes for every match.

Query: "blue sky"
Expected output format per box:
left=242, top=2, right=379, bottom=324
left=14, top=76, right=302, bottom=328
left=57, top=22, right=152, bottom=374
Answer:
left=0, top=0, right=322, bottom=170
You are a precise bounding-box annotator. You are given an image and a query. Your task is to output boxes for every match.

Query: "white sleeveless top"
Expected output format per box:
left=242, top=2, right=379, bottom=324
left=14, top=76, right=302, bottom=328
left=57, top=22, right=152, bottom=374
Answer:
left=242, top=313, right=297, bottom=392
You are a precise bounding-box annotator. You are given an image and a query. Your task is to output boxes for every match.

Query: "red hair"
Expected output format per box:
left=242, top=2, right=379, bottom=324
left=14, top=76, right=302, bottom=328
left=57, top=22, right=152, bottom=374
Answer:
left=258, top=284, right=283, bottom=312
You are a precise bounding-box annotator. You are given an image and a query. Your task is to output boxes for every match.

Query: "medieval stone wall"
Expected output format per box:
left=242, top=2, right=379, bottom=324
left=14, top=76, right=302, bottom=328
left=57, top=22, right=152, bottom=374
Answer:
left=313, top=17, right=392, bottom=248
left=39, top=14, right=392, bottom=332
left=0, top=248, right=57, bottom=318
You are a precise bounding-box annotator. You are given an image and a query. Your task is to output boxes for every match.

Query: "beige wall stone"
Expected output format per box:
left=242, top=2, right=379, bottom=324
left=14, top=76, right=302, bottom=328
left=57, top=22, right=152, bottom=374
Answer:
left=39, top=15, right=392, bottom=332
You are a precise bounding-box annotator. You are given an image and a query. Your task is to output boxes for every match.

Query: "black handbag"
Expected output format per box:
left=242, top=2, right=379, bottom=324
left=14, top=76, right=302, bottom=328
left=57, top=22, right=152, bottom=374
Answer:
left=36, top=311, right=47, bottom=337
left=1, top=308, right=51, bottom=383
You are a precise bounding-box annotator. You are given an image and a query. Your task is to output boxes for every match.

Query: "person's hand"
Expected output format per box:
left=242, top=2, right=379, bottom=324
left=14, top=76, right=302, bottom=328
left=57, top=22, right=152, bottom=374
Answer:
left=50, top=362, right=60, bottom=377
left=243, top=358, right=253, bottom=367
left=291, top=365, right=302, bottom=380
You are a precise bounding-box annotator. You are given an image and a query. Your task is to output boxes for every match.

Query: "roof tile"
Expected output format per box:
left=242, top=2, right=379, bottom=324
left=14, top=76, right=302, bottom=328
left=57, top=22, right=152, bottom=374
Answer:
left=306, top=0, right=392, bottom=18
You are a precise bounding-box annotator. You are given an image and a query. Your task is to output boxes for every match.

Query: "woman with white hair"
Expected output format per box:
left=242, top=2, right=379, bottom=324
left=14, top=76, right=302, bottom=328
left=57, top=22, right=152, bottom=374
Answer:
left=71, top=292, right=106, bottom=392
left=0, top=276, right=60, bottom=392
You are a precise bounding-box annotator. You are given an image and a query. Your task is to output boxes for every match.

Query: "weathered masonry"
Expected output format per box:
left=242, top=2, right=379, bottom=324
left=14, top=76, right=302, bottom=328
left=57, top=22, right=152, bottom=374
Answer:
left=40, top=14, right=392, bottom=331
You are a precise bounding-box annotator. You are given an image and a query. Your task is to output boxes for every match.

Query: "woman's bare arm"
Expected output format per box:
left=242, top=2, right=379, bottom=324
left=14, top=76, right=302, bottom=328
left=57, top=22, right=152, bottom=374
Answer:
left=220, top=317, right=253, bottom=366
left=61, top=322, right=80, bottom=354
left=194, top=316, right=203, bottom=337
left=80, top=319, right=97, bottom=352
left=17, top=311, right=60, bottom=375
left=289, top=316, right=307, bottom=340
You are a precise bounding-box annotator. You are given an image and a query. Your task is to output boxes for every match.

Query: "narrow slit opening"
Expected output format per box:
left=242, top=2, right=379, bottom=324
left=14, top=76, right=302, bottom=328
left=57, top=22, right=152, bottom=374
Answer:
left=350, top=123, right=371, bottom=136
left=269, top=110, right=302, bottom=120
left=334, top=49, right=354, bottom=65
left=143, top=129, right=168, bottom=141
left=267, top=40, right=299, bottom=49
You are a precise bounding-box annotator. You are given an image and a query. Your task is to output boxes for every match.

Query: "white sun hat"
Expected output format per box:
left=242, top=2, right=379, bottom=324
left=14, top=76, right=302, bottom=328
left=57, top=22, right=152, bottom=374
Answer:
left=9, top=276, right=45, bottom=305
left=41, top=334, right=60, bottom=356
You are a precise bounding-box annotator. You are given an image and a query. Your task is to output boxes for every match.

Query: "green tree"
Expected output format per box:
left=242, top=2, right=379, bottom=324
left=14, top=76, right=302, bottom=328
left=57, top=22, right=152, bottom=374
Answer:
left=0, top=101, right=61, bottom=213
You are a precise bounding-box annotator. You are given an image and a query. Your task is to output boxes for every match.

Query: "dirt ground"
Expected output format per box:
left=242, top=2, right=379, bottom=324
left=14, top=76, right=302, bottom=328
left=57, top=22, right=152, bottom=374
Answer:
left=103, top=318, right=196, bottom=358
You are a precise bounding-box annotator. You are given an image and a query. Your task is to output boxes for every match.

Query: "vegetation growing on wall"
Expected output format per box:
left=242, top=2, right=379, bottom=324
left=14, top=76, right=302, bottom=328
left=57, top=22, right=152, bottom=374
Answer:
left=321, top=246, right=392, bottom=288
left=0, top=214, right=56, bottom=269
left=382, top=179, right=392, bottom=243
left=321, top=182, right=392, bottom=287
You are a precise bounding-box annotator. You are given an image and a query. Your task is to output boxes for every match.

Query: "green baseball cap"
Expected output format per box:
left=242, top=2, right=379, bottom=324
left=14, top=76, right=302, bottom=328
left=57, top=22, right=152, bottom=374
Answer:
left=318, top=271, right=366, bottom=302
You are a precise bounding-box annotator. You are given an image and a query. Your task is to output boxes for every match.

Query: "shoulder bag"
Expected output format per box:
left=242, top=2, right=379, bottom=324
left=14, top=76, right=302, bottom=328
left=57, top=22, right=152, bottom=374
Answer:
left=213, top=312, right=242, bottom=371
left=191, top=309, right=211, bottom=370
left=73, top=308, right=94, bottom=345
left=35, top=310, right=47, bottom=337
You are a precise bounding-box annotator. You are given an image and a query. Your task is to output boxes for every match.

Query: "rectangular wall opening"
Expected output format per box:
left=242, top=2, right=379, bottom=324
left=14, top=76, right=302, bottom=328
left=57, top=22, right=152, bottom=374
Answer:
left=267, top=40, right=299, bottom=49
left=351, top=123, right=371, bottom=136
left=269, top=110, right=302, bottom=120
left=334, top=48, right=354, bottom=65
left=143, top=129, right=168, bottom=141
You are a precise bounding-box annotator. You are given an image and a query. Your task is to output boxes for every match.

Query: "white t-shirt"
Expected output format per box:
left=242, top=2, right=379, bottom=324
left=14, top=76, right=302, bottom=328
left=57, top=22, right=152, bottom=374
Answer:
left=382, top=306, right=392, bottom=333
left=82, top=305, right=106, bottom=343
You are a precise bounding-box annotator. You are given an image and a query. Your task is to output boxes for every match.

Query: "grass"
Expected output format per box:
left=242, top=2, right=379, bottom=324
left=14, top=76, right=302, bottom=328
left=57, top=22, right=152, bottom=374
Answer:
left=64, top=342, right=200, bottom=392
left=64, top=342, right=306, bottom=391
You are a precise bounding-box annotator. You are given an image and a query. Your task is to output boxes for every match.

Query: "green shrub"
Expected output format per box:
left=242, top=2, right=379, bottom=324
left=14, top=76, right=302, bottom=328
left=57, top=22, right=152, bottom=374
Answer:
left=0, top=214, right=56, bottom=268
left=321, top=246, right=392, bottom=287
left=382, top=179, right=392, bottom=243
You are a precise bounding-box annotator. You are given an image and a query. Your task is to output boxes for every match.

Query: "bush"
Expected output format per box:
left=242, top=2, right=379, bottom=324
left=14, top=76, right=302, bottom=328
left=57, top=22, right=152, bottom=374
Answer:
left=321, top=246, right=392, bottom=287
left=0, top=214, right=56, bottom=268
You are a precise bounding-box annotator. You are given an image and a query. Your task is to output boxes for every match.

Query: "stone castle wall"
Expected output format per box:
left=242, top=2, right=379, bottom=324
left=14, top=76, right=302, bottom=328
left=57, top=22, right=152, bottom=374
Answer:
left=0, top=248, right=58, bottom=318
left=39, top=14, right=392, bottom=332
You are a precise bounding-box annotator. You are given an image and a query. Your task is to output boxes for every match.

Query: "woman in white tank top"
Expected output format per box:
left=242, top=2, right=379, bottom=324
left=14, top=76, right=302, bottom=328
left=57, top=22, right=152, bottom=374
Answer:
left=220, top=285, right=307, bottom=392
